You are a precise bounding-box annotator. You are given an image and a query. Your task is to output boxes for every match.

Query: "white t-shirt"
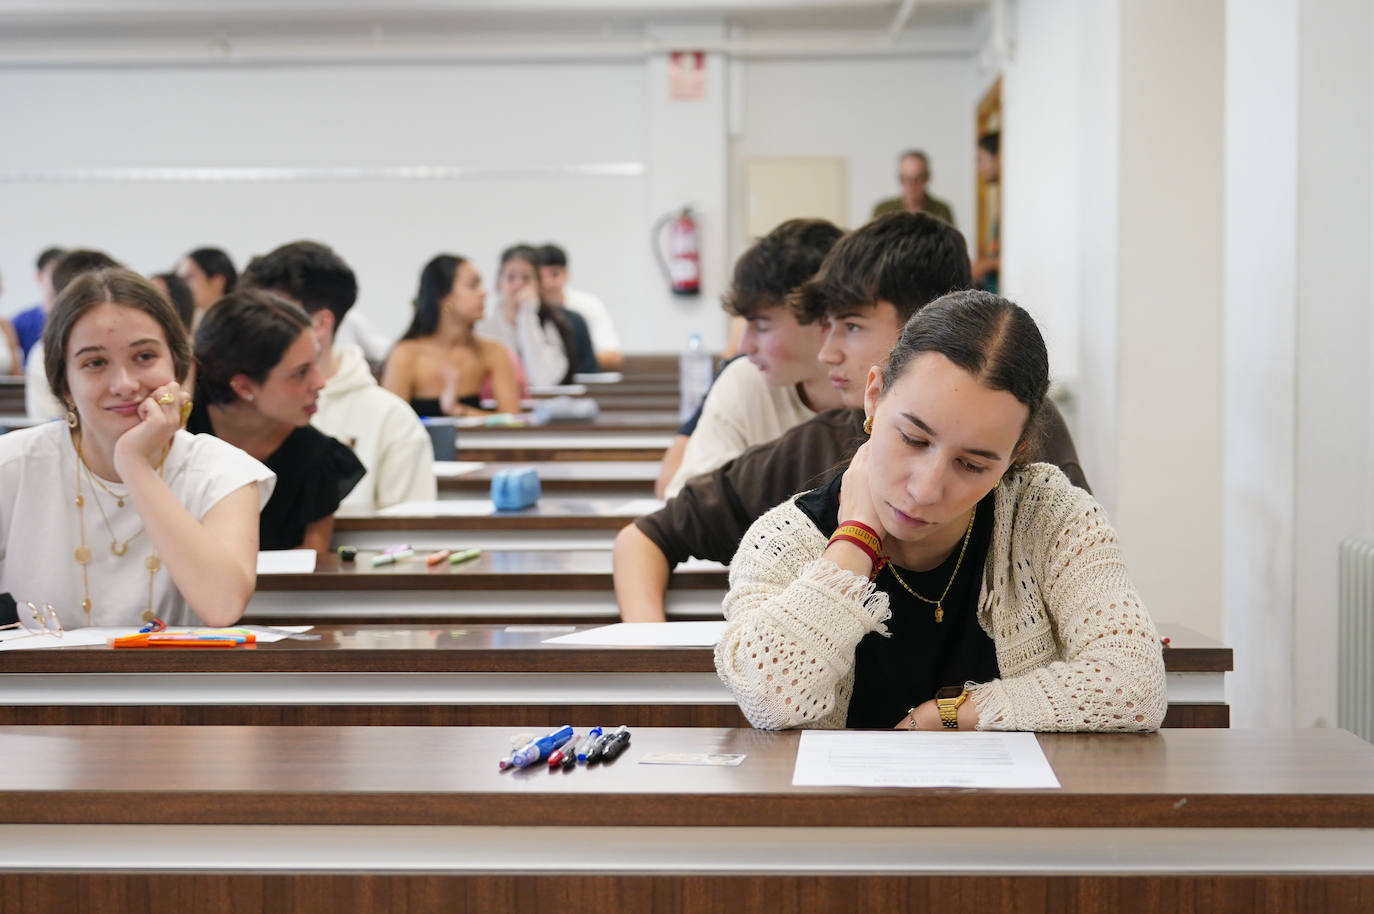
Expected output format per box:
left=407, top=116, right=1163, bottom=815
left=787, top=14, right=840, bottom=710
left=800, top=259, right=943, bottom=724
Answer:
left=564, top=287, right=621, bottom=354
left=475, top=300, right=569, bottom=388
left=665, top=357, right=818, bottom=497
left=0, top=422, right=276, bottom=629
left=24, top=346, right=63, bottom=420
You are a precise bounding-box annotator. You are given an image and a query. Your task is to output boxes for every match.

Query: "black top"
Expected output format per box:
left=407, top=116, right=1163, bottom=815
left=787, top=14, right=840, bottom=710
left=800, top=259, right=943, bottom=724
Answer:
left=795, top=471, right=999, bottom=729
left=561, top=307, right=600, bottom=377
left=187, top=400, right=365, bottom=551
left=410, top=394, right=482, bottom=418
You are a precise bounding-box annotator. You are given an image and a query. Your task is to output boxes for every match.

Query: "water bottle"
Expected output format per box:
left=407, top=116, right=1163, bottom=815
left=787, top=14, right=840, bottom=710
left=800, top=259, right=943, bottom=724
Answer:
left=679, top=332, right=713, bottom=424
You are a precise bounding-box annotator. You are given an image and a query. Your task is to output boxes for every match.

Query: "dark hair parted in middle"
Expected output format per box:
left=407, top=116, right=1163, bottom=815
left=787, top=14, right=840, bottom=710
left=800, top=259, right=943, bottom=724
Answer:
left=403, top=254, right=468, bottom=341
left=722, top=218, right=844, bottom=322
left=881, top=289, right=1050, bottom=450
left=194, top=289, right=312, bottom=406
left=44, top=267, right=193, bottom=405
left=51, top=249, right=122, bottom=295
left=186, top=248, right=239, bottom=294
left=240, top=240, right=358, bottom=326
left=792, top=210, right=971, bottom=324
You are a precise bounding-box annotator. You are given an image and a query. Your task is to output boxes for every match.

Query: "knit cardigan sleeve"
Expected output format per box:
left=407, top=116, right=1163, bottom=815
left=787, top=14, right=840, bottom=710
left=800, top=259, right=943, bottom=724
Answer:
left=714, top=499, right=891, bottom=730
left=967, top=465, right=1168, bottom=732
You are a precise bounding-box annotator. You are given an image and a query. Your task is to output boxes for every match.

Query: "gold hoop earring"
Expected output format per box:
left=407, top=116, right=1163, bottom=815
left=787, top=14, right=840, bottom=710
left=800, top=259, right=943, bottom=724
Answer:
left=65, top=406, right=79, bottom=429
left=863, top=415, right=873, bottom=436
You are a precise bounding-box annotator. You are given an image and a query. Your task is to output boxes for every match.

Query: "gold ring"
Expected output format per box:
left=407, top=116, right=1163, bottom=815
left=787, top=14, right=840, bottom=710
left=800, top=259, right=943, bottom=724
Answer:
left=156, top=393, right=176, bottom=405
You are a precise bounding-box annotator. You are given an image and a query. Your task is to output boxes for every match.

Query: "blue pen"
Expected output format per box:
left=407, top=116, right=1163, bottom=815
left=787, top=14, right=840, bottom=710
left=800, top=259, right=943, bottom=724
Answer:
left=500, top=725, right=574, bottom=770
left=574, top=726, right=603, bottom=763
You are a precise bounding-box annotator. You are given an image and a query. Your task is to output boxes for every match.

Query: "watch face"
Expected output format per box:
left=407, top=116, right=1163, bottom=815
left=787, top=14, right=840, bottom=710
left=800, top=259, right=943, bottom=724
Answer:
left=936, top=686, right=964, bottom=701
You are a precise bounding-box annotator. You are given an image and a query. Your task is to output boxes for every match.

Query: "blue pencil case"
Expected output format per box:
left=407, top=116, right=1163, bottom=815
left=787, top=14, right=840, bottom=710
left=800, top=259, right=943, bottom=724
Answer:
left=491, top=467, right=541, bottom=511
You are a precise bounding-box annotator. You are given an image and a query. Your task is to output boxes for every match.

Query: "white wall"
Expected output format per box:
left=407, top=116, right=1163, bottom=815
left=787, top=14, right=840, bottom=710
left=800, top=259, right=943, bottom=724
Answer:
left=0, top=37, right=986, bottom=356
left=0, top=60, right=650, bottom=347
left=1291, top=0, right=1373, bottom=727
left=1223, top=0, right=1300, bottom=728
left=731, top=55, right=979, bottom=244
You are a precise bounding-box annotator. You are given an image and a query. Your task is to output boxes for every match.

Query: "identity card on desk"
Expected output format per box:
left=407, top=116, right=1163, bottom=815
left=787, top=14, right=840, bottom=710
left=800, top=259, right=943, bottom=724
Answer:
left=792, top=731, right=1060, bottom=789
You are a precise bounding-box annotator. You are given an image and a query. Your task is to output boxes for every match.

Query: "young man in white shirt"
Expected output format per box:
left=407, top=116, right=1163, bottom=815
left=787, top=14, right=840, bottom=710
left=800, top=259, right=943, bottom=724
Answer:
left=536, top=243, right=624, bottom=370
left=661, top=218, right=847, bottom=497
left=239, top=241, right=435, bottom=514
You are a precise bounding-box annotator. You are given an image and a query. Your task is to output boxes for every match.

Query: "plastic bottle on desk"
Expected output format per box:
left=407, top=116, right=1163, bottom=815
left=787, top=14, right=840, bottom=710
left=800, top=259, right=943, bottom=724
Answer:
left=679, top=332, right=713, bottom=424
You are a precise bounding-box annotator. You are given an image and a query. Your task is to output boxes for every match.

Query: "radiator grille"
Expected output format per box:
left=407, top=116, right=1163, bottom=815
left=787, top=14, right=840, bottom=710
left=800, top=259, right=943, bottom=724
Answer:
left=1339, top=537, right=1374, bottom=743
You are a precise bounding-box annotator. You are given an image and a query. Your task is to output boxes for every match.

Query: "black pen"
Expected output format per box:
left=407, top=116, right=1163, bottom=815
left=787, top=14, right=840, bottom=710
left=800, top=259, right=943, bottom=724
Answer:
left=560, top=745, right=578, bottom=770
left=588, top=725, right=629, bottom=765
left=599, top=728, right=631, bottom=763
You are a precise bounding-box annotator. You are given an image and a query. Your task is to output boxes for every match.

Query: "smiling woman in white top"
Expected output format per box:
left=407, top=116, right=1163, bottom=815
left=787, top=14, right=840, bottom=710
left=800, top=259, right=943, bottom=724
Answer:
left=0, top=268, right=275, bottom=630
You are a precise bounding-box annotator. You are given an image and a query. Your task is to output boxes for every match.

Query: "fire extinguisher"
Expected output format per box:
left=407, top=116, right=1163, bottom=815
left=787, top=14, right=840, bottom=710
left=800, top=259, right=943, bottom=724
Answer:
left=653, top=207, right=701, bottom=296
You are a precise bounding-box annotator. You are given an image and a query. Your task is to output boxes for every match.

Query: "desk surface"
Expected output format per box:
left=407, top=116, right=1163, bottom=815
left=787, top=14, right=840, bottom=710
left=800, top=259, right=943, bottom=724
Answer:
left=0, top=726, right=1369, bottom=829
left=438, top=460, right=659, bottom=494
left=257, top=550, right=724, bottom=593
left=0, top=622, right=1228, bottom=674
left=335, top=496, right=659, bottom=534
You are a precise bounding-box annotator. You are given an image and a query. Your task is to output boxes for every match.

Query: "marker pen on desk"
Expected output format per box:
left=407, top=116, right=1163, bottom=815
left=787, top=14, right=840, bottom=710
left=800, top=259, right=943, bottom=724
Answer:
left=370, top=549, right=415, bottom=567
left=599, top=728, right=631, bottom=763
left=588, top=726, right=630, bottom=765
left=383, top=543, right=413, bottom=555
left=500, top=724, right=574, bottom=770
left=574, top=727, right=603, bottom=764
left=425, top=549, right=452, bottom=566
left=560, top=747, right=578, bottom=771
left=448, top=548, right=481, bottom=565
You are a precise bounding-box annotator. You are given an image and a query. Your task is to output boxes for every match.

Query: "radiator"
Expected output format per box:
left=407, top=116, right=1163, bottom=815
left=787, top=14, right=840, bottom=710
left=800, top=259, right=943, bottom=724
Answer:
left=1339, top=537, right=1374, bottom=743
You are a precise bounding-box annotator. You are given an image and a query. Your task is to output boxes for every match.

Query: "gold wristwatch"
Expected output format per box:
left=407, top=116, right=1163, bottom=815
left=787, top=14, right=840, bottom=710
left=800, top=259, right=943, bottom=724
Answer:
left=935, top=685, right=968, bottom=729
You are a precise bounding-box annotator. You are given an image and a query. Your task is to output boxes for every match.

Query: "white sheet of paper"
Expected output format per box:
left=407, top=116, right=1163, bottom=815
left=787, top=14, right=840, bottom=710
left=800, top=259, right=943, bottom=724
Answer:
left=542, top=621, right=727, bottom=647
left=432, top=461, right=487, bottom=478
left=616, top=497, right=666, bottom=516
left=376, top=499, right=495, bottom=517
left=676, top=557, right=729, bottom=573
left=791, top=730, right=1061, bottom=789
left=256, top=549, right=317, bottom=574
left=0, top=624, right=315, bottom=649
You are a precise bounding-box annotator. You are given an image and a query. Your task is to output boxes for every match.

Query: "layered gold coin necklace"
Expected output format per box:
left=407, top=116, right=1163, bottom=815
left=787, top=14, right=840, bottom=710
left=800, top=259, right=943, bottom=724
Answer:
left=883, top=505, right=976, bottom=623
left=72, top=432, right=165, bottom=623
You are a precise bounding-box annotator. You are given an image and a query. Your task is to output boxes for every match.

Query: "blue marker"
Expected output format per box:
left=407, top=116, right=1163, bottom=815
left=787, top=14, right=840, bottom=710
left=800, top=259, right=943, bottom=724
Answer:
left=499, top=725, right=574, bottom=770
left=574, top=726, right=603, bottom=763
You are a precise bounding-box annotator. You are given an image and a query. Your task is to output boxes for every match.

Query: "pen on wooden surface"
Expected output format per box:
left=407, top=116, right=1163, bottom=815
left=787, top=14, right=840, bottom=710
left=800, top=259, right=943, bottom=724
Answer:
left=426, top=549, right=452, bottom=566
left=448, top=547, right=481, bottom=565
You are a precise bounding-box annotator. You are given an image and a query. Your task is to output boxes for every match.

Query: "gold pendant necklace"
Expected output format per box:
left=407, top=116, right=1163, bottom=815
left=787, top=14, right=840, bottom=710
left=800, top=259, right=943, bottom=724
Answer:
left=72, top=432, right=161, bottom=622
left=884, top=505, right=976, bottom=623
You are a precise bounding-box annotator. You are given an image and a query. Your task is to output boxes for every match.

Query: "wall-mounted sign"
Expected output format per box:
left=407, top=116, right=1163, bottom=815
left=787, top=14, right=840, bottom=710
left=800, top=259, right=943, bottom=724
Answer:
left=669, top=50, right=706, bottom=99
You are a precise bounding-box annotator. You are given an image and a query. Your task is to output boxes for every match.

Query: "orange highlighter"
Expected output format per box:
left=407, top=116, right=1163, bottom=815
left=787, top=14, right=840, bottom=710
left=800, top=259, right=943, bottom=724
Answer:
left=112, top=631, right=255, bottom=649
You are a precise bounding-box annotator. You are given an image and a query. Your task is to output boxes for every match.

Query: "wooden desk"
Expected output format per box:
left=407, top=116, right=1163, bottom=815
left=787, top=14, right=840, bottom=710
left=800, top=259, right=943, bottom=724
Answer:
left=0, top=377, right=23, bottom=414
left=333, top=495, right=661, bottom=549
left=457, top=428, right=672, bottom=461
left=0, top=623, right=1228, bottom=729
left=437, top=460, right=658, bottom=496
left=250, top=550, right=726, bottom=623
left=0, top=727, right=1368, bottom=913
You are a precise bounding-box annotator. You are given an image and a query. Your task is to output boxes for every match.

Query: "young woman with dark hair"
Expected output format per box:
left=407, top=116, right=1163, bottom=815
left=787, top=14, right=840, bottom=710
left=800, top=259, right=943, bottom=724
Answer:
left=176, top=247, right=237, bottom=327
left=716, top=291, right=1166, bottom=733
left=188, top=289, right=363, bottom=553
left=474, top=245, right=576, bottom=388
left=381, top=254, right=520, bottom=416
left=0, top=268, right=273, bottom=629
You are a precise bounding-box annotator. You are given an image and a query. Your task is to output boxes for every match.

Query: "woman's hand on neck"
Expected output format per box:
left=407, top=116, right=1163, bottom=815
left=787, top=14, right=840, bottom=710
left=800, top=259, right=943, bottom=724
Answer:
left=205, top=400, right=293, bottom=462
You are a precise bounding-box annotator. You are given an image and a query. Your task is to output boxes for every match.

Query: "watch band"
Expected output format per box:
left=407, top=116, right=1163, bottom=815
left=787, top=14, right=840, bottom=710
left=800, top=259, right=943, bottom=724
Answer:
left=936, top=687, right=968, bottom=729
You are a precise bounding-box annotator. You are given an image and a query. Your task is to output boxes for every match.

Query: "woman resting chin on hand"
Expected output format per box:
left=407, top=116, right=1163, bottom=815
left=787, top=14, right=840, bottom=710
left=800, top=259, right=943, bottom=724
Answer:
left=714, top=290, right=1167, bottom=733
left=0, top=268, right=275, bottom=630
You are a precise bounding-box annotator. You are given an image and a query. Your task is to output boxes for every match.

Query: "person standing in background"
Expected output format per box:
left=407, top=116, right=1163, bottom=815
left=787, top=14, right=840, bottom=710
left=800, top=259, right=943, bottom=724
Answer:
left=175, top=247, right=237, bottom=329
left=536, top=243, right=624, bottom=370
left=10, top=247, right=63, bottom=363
left=872, top=150, right=956, bottom=227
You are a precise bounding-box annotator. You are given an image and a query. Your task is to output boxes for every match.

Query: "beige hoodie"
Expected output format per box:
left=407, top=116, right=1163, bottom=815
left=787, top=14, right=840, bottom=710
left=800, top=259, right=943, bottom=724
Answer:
left=313, top=343, right=435, bottom=514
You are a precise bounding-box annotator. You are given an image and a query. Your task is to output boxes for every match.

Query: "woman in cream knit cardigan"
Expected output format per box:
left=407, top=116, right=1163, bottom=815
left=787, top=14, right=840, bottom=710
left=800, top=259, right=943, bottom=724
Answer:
left=715, top=291, right=1166, bottom=731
